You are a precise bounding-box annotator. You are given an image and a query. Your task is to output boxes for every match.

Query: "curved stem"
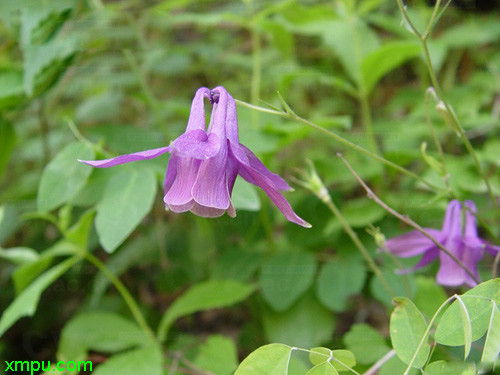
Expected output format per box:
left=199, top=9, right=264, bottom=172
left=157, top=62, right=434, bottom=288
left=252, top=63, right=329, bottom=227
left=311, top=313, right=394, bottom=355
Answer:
left=235, top=99, right=442, bottom=191
left=85, top=252, right=155, bottom=340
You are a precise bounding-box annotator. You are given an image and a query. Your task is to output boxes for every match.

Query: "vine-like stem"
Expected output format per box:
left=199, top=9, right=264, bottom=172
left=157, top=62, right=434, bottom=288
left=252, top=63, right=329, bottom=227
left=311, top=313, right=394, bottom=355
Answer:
left=396, top=0, right=498, bottom=211
left=235, top=99, right=442, bottom=191
left=84, top=252, right=155, bottom=340
left=363, top=350, right=396, bottom=375
left=338, top=153, right=481, bottom=285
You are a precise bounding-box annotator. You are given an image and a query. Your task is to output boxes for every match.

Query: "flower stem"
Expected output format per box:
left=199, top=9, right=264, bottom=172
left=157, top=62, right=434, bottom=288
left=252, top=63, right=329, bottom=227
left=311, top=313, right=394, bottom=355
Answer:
left=84, top=252, right=155, bottom=340
left=396, top=0, right=499, bottom=211
left=235, top=99, right=442, bottom=191
left=338, top=153, right=481, bottom=285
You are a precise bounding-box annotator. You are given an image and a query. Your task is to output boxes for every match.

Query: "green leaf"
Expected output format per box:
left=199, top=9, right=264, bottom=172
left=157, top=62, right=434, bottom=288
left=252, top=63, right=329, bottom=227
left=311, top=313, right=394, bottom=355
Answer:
left=37, top=142, right=94, bottom=212
left=0, top=72, right=25, bottom=110
left=65, top=209, right=95, bottom=249
left=316, top=257, right=366, bottom=312
left=95, top=167, right=157, bottom=253
left=306, top=362, right=339, bottom=375
left=330, top=350, right=356, bottom=372
left=435, top=279, right=500, bottom=346
left=390, top=297, right=430, bottom=369
left=193, top=335, right=238, bottom=375
left=0, top=256, right=80, bottom=337
left=361, top=41, right=421, bottom=94
left=371, top=267, right=415, bottom=307
left=414, top=277, right=447, bottom=319
left=309, top=347, right=332, bottom=366
left=455, top=296, right=472, bottom=359
left=234, top=343, right=292, bottom=375
left=481, top=305, right=500, bottom=366
left=59, top=311, right=149, bottom=362
left=341, top=197, right=386, bottom=228
left=423, top=360, right=476, bottom=375
left=262, top=293, right=335, bottom=349
left=260, top=251, right=316, bottom=311
left=0, top=246, right=39, bottom=264
left=231, top=178, right=261, bottom=212
left=344, top=323, right=391, bottom=365
left=92, top=343, right=162, bottom=375
left=157, top=280, right=255, bottom=341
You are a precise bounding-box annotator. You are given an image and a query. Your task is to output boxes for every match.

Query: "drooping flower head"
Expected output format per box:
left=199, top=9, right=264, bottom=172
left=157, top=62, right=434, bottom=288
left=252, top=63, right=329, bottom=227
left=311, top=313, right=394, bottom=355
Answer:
left=79, top=86, right=310, bottom=228
left=384, top=200, right=499, bottom=287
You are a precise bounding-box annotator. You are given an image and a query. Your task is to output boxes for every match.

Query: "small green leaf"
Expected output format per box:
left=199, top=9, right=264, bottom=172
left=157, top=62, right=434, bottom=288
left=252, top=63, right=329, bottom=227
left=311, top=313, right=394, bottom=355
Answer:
left=361, top=41, right=421, bottom=94
left=260, top=251, right=316, bottom=311
left=306, top=362, right=339, bottom=375
left=481, top=305, right=500, bottom=366
left=390, top=297, right=430, bottom=368
left=423, top=360, right=476, bottom=375
left=420, top=142, right=445, bottom=176
left=59, top=311, right=149, bottom=363
left=435, top=279, right=500, bottom=346
left=455, top=296, right=472, bottom=359
left=316, top=257, right=366, bottom=312
left=95, top=167, right=157, bottom=253
left=0, top=247, right=39, bottom=264
left=344, top=323, right=390, bottom=365
left=157, top=280, right=255, bottom=341
left=234, top=343, right=292, bottom=375
left=65, top=209, right=95, bottom=249
left=414, top=277, right=447, bottom=318
left=194, top=335, right=238, bottom=375
left=0, top=121, right=15, bottom=179
left=0, top=72, right=25, bottom=110
left=0, top=256, right=80, bottom=337
left=331, top=350, right=356, bottom=372
left=310, top=347, right=332, bottom=366
left=92, top=343, right=162, bottom=375
left=37, top=142, right=94, bottom=212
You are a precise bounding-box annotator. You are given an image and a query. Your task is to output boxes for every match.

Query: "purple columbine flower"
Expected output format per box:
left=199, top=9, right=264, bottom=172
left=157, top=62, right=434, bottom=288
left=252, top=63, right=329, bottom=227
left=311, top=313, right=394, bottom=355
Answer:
left=79, top=86, right=310, bottom=228
left=384, top=200, right=499, bottom=287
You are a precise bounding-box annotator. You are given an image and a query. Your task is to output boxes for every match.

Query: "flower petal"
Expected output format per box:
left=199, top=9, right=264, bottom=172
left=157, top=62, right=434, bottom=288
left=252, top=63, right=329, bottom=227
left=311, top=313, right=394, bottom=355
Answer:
left=185, top=87, right=211, bottom=132
left=232, top=144, right=310, bottom=228
left=437, top=237, right=466, bottom=286
left=167, top=201, right=194, bottom=213
left=397, top=247, right=439, bottom=274
left=441, top=200, right=461, bottom=233
left=384, top=228, right=444, bottom=258
left=170, top=129, right=220, bottom=159
left=208, top=86, right=228, bottom=140
left=164, top=157, right=200, bottom=206
left=190, top=203, right=226, bottom=218
left=484, top=241, right=500, bottom=256
left=79, top=147, right=170, bottom=168
left=191, top=142, right=231, bottom=210
left=224, top=90, right=239, bottom=144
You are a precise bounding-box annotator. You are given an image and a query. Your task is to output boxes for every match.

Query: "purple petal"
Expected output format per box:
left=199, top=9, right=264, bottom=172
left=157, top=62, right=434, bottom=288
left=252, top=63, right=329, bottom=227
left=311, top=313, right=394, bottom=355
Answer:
left=437, top=237, right=466, bottom=286
left=185, top=87, right=211, bottom=132
left=191, top=143, right=231, bottom=210
left=167, top=201, right=195, bottom=213
left=164, top=154, right=179, bottom=195
left=397, top=247, right=439, bottom=274
left=384, top=228, right=444, bottom=258
left=230, top=142, right=291, bottom=192
left=461, top=242, right=483, bottom=287
left=170, top=129, right=220, bottom=159
left=190, top=203, right=226, bottom=218
left=463, top=200, right=479, bottom=238
left=208, top=86, right=228, bottom=140
left=441, top=200, right=462, bottom=234
left=225, top=91, right=239, bottom=144
left=79, top=147, right=170, bottom=168
left=164, top=157, right=200, bottom=206
left=484, top=241, right=500, bottom=256
left=233, top=145, right=310, bottom=228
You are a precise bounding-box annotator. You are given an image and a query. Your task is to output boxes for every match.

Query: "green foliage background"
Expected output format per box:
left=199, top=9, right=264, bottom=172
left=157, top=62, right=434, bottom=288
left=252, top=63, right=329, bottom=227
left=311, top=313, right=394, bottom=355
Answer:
left=0, top=0, right=499, bottom=374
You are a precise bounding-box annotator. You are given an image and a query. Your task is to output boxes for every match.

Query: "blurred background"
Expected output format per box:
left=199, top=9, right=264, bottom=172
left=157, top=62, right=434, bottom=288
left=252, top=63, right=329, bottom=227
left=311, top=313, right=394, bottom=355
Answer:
left=0, top=0, right=499, bottom=374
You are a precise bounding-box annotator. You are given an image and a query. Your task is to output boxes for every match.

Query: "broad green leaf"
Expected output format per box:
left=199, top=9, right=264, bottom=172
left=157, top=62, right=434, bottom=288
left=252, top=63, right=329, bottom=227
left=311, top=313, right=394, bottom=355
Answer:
left=316, top=257, right=366, bottom=312
left=310, top=347, right=332, bottom=366
left=59, top=311, right=149, bottom=362
left=260, top=251, right=316, bottom=311
left=344, top=323, right=391, bottom=365
left=330, top=350, right=356, bottom=372
left=234, top=343, right=292, bottom=375
left=37, top=142, right=94, bottom=212
left=0, top=256, right=80, bottom=337
left=231, top=178, right=261, bottom=212
left=0, top=121, right=15, bottom=180
left=194, top=335, right=238, bottom=375
left=423, top=360, right=476, bottom=375
left=95, top=167, right=156, bottom=253
left=481, top=305, right=500, bottom=365
left=361, top=41, right=421, bottom=94
left=306, top=362, right=339, bottom=375
left=262, top=293, right=335, bottom=349
left=455, top=296, right=472, bottom=359
left=92, top=343, right=162, bottom=375
left=65, top=209, right=95, bottom=249
left=211, top=250, right=262, bottom=282
left=0, top=247, right=39, bottom=264
left=435, top=279, right=500, bottom=346
left=157, top=280, right=255, bottom=341
left=390, top=297, right=430, bottom=368
left=371, top=268, right=415, bottom=307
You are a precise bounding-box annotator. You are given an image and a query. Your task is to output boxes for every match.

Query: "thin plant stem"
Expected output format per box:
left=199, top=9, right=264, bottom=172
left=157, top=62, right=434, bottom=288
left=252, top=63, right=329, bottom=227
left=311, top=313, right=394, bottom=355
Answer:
left=363, top=350, right=396, bottom=375
left=235, top=99, right=442, bottom=191
left=338, top=153, right=481, bottom=285
left=396, top=0, right=499, bottom=211
left=84, top=252, right=155, bottom=340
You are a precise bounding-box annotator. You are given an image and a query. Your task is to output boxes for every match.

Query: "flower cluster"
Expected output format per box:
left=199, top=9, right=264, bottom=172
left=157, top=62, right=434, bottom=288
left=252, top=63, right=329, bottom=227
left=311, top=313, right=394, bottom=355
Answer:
left=384, top=200, right=499, bottom=287
left=80, top=86, right=310, bottom=228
